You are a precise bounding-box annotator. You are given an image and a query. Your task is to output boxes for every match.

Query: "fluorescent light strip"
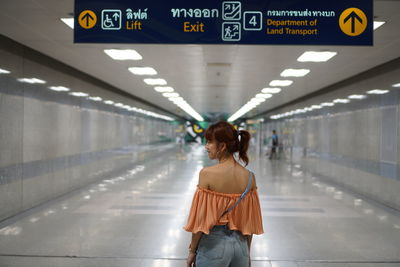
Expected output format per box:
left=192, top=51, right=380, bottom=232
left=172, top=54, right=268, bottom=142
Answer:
left=69, top=92, right=89, bottom=97
left=348, top=94, right=366, bottom=99
left=88, top=96, right=102, bottom=101
left=17, top=78, right=46, bottom=84
left=321, top=102, right=335, bottom=107
left=297, top=51, right=337, bottom=62
left=333, top=98, right=350, bottom=103
left=391, top=83, right=400, bottom=88
left=269, top=80, right=293, bottom=86
left=256, top=93, right=272, bottom=99
left=162, top=92, right=179, bottom=98
left=367, top=89, right=389, bottom=94
left=49, top=86, right=70, bottom=92
left=104, top=49, right=142, bottom=60
left=128, top=67, right=157, bottom=75
left=261, top=88, right=281, bottom=94
left=61, top=18, right=74, bottom=29
left=0, top=68, right=11, bottom=74
left=373, top=21, right=385, bottom=30
left=174, top=101, right=204, bottom=121
left=154, top=86, right=174, bottom=92
left=144, top=78, right=167, bottom=85
left=280, top=69, right=310, bottom=77
left=104, top=100, right=114, bottom=105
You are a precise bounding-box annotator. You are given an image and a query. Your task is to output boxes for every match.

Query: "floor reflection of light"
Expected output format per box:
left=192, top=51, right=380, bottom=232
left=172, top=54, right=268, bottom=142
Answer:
left=44, top=210, right=55, bottom=216
left=29, top=217, right=40, bottom=223
left=363, top=208, right=374, bottom=214
left=354, top=199, right=363, bottom=206
left=84, top=195, right=91, bottom=200
left=153, top=259, right=171, bottom=267
left=0, top=226, right=22, bottom=235
left=393, top=224, right=400, bottom=229
left=378, top=215, right=387, bottom=221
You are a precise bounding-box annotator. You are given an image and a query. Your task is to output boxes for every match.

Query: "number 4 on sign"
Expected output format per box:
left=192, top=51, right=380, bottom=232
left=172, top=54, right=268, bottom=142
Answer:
left=244, top=11, right=262, bottom=31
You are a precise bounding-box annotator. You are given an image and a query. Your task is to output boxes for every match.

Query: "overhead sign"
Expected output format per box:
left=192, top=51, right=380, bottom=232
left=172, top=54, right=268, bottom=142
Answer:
left=74, top=0, right=373, bottom=45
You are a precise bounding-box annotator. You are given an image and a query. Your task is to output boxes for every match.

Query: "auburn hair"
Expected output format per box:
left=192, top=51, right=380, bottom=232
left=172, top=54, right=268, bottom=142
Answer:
left=205, top=121, right=251, bottom=166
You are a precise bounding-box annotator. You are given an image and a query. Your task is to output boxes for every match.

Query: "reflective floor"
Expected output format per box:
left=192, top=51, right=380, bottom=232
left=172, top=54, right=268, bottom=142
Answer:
left=1, top=144, right=400, bottom=267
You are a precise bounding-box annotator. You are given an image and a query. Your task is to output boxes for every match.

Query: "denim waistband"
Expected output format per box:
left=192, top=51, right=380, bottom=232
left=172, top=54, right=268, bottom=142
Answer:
left=211, top=225, right=241, bottom=236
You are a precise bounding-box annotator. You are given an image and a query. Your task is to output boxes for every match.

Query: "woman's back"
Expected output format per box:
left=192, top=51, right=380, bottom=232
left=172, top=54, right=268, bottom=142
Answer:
left=201, top=162, right=256, bottom=194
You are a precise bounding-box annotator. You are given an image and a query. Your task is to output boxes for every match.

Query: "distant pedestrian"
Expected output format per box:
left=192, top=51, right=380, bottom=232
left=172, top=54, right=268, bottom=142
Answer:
left=184, top=121, right=264, bottom=267
left=269, top=130, right=278, bottom=160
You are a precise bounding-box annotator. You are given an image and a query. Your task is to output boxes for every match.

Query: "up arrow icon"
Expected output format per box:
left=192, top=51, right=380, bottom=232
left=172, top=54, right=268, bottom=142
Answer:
left=78, top=10, right=97, bottom=29
left=82, top=12, right=95, bottom=27
left=339, top=8, right=367, bottom=37
left=344, top=11, right=362, bottom=33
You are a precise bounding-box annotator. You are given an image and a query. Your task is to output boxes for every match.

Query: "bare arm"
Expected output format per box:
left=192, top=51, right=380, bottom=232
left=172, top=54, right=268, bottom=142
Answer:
left=189, top=232, right=203, bottom=253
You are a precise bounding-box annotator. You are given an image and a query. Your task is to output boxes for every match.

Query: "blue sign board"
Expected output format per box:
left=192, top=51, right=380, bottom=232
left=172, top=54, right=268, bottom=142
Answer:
left=74, top=0, right=373, bottom=45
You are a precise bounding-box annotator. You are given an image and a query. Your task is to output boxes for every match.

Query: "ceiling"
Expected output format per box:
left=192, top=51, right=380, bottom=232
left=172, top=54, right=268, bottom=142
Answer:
left=0, top=0, right=399, bottom=120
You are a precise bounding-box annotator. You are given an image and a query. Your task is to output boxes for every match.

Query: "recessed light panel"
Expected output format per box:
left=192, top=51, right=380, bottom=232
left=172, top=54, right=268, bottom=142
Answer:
left=144, top=78, right=167, bottom=85
left=154, top=86, right=174, bottom=92
left=128, top=67, right=157, bottom=75
left=373, top=21, right=385, bottom=30
left=280, top=69, right=310, bottom=77
left=104, top=49, right=142, bottom=60
left=0, top=68, right=11, bottom=74
left=297, top=51, right=337, bottom=62
left=61, top=18, right=74, bottom=29
left=49, top=86, right=70, bottom=92
left=269, top=80, right=293, bottom=87
left=261, top=88, right=281, bottom=94
left=367, top=89, right=389, bottom=94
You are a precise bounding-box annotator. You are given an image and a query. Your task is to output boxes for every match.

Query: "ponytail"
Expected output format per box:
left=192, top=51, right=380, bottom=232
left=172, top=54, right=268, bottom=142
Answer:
left=237, top=130, right=250, bottom=166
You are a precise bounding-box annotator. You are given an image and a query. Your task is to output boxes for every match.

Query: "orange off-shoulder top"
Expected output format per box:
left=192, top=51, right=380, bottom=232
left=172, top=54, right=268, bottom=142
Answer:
left=184, top=186, right=264, bottom=235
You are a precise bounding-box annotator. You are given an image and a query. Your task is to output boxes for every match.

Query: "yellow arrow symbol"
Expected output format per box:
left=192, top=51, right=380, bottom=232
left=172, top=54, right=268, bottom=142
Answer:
left=78, top=10, right=97, bottom=29
left=339, top=8, right=367, bottom=36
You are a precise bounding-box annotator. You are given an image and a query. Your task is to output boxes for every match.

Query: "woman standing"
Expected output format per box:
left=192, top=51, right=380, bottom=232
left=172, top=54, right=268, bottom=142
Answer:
left=184, top=121, right=264, bottom=267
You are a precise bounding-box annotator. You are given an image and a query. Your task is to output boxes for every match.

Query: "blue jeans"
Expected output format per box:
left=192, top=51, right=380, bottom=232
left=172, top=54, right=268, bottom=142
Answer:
left=196, top=225, right=250, bottom=267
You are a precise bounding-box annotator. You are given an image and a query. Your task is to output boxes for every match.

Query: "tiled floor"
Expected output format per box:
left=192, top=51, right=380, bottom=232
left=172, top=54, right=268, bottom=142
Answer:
left=0, top=144, right=400, bottom=266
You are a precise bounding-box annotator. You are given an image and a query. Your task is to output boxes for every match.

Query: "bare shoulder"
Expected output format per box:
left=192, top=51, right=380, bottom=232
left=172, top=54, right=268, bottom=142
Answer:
left=198, top=167, right=213, bottom=188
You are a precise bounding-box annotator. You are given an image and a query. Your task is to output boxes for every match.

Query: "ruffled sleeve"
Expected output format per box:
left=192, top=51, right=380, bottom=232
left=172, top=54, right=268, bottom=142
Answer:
left=183, top=187, right=264, bottom=235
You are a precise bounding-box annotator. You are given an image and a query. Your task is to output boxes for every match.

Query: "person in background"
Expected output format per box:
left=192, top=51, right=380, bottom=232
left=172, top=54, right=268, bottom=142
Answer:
left=269, top=130, right=278, bottom=160
left=184, top=121, right=264, bottom=267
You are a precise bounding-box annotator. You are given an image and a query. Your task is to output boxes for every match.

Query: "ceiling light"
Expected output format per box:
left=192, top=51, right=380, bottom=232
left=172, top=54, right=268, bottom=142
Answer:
left=0, top=68, right=11, bottom=74
left=391, top=83, right=400, bottom=88
left=144, top=78, right=167, bottom=85
left=128, top=67, right=157, bottom=75
left=256, top=93, right=272, bottom=99
left=104, top=49, right=142, bottom=60
left=49, top=86, right=70, bottom=92
left=251, top=97, right=265, bottom=103
left=61, top=18, right=74, bottom=29
left=269, top=80, right=293, bottom=87
left=348, top=94, right=366, bottom=99
left=88, top=96, right=102, bottom=101
left=297, top=51, right=337, bottom=62
left=104, top=100, right=114, bottom=105
left=174, top=101, right=203, bottom=121
left=162, top=92, right=179, bottom=98
left=373, top=21, right=385, bottom=30
left=280, top=69, right=310, bottom=77
left=311, top=105, right=322, bottom=109
left=261, top=88, right=281, bottom=94
left=17, top=78, right=46, bottom=84
left=169, top=97, right=184, bottom=102
left=367, top=89, right=389, bottom=94
left=114, top=103, right=124, bottom=107
left=154, top=86, right=174, bottom=93
left=69, top=92, right=89, bottom=97
left=333, top=98, right=350, bottom=103
left=321, top=102, right=335, bottom=107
